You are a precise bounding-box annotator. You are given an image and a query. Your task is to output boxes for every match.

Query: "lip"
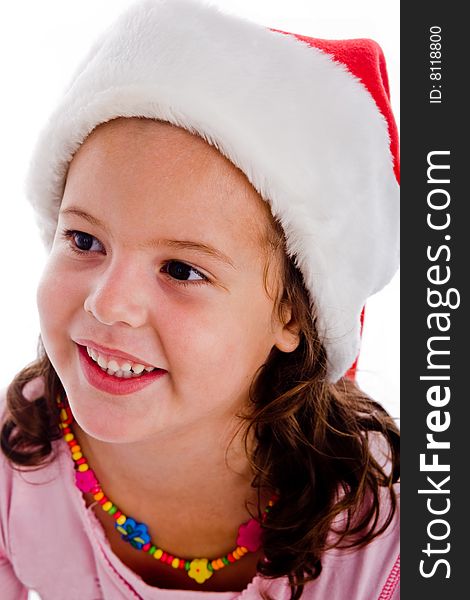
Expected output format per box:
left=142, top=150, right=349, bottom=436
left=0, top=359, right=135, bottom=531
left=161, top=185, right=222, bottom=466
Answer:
left=77, top=343, right=167, bottom=396
left=75, top=338, right=158, bottom=368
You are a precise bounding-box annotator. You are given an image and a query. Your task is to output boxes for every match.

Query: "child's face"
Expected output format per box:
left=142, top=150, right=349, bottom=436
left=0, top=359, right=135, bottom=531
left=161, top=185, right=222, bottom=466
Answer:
left=37, top=118, right=298, bottom=443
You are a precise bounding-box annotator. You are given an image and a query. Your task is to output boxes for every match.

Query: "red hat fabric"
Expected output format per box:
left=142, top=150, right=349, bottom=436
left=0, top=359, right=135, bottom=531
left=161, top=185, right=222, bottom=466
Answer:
left=25, top=0, right=400, bottom=383
left=276, top=33, right=400, bottom=381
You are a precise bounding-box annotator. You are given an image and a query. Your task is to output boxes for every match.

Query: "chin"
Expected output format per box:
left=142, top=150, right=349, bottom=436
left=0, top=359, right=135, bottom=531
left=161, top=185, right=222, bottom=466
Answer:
left=71, top=404, right=138, bottom=444
left=68, top=387, right=170, bottom=445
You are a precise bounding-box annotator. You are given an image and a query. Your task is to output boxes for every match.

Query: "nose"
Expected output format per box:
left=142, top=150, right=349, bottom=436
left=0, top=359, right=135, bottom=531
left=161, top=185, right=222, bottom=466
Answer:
left=84, top=258, right=150, bottom=328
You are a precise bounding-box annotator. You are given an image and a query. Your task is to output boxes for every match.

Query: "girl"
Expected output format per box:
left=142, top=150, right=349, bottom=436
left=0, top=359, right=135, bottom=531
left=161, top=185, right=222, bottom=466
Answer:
left=0, top=1, right=400, bottom=599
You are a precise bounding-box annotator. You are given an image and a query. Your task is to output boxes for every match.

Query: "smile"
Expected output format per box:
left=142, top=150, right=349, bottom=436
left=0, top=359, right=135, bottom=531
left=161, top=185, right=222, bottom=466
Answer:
left=77, top=344, right=167, bottom=396
left=86, top=346, right=156, bottom=378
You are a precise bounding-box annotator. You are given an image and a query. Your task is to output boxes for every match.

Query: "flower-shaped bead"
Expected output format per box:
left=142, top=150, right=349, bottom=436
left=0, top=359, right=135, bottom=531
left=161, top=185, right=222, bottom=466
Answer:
left=236, top=518, right=262, bottom=552
left=115, top=518, right=151, bottom=549
left=75, top=469, right=99, bottom=493
left=187, top=558, right=213, bottom=583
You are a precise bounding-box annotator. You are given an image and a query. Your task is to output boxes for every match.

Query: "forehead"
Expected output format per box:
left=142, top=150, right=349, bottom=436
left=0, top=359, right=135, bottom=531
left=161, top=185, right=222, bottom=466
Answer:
left=64, top=117, right=274, bottom=253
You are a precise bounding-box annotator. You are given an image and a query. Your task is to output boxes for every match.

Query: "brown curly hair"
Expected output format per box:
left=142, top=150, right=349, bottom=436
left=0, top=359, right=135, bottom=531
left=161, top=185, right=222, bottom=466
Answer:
left=1, top=212, right=399, bottom=600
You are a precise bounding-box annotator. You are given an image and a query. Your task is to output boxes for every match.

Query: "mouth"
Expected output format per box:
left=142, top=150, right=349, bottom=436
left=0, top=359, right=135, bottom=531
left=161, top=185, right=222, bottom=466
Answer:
left=75, top=338, right=159, bottom=368
left=76, top=343, right=167, bottom=395
left=84, top=345, right=157, bottom=378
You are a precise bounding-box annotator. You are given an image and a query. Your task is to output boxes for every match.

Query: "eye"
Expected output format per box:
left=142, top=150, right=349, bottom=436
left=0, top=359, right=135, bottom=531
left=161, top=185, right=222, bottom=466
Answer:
left=61, top=229, right=104, bottom=254
left=60, top=230, right=208, bottom=286
left=161, top=260, right=208, bottom=286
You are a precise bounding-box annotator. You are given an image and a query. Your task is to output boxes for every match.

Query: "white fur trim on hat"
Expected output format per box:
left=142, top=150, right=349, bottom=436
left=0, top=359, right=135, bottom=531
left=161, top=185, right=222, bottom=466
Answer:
left=26, top=0, right=400, bottom=383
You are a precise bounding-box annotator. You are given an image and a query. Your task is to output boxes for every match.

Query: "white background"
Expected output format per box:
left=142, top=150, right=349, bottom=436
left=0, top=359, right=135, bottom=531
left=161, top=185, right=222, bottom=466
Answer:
left=0, top=2, right=399, bottom=595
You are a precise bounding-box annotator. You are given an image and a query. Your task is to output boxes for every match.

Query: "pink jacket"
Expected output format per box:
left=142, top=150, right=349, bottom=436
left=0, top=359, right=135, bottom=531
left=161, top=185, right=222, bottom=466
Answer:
left=0, top=393, right=399, bottom=599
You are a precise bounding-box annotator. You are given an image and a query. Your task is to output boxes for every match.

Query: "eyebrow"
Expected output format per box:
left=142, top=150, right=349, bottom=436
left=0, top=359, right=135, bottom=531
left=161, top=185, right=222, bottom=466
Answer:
left=59, top=207, right=236, bottom=269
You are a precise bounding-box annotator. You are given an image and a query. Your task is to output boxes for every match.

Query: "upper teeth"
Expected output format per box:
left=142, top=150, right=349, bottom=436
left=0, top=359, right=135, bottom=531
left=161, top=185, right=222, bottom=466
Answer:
left=86, top=347, right=155, bottom=378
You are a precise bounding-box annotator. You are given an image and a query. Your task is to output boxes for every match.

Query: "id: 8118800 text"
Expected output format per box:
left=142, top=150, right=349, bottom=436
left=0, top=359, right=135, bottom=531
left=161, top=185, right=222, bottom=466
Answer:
left=429, top=25, right=442, bottom=104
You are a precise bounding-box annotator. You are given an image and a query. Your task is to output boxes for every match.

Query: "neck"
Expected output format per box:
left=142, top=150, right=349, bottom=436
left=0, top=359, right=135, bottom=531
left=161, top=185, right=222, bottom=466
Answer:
left=74, top=410, right=254, bottom=494
left=72, top=412, right=266, bottom=558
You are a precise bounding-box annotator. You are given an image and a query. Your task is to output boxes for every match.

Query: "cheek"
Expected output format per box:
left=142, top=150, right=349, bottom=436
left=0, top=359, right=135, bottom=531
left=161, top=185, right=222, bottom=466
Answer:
left=37, top=262, right=60, bottom=328
left=165, top=287, right=274, bottom=380
left=38, top=252, right=85, bottom=304
left=36, top=258, right=83, bottom=345
left=37, top=264, right=64, bottom=351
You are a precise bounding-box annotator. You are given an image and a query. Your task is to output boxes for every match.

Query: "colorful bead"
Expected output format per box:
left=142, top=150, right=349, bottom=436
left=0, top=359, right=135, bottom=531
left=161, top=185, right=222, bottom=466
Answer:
left=93, top=491, right=104, bottom=501
left=188, top=558, right=213, bottom=583
left=102, top=501, right=113, bottom=511
left=60, top=407, right=73, bottom=425
left=78, top=464, right=89, bottom=472
left=116, top=518, right=151, bottom=549
left=108, top=505, right=117, bottom=515
left=72, top=451, right=83, bottom=460
left=148, top=545, right=156, bottom=555
left=236, top=518, right=263, bottom=552
left=171, top=557, right=180, bottom=569
left=116, top=515, right=127, bottom=526
left=64, top=433, right=74, bottom=442
left=75, top=469, right=99, bottom=493
left=154, top=549, right=163, bottom=560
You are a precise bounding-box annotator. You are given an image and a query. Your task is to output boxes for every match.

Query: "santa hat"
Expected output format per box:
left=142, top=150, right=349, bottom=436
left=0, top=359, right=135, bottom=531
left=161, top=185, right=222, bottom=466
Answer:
left=26, top=0, right=400, bottom=384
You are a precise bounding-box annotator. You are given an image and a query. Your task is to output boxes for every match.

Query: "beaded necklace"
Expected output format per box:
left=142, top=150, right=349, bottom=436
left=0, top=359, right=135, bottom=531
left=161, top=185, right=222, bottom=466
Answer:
left=57, top=395, right=277, bottom=584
